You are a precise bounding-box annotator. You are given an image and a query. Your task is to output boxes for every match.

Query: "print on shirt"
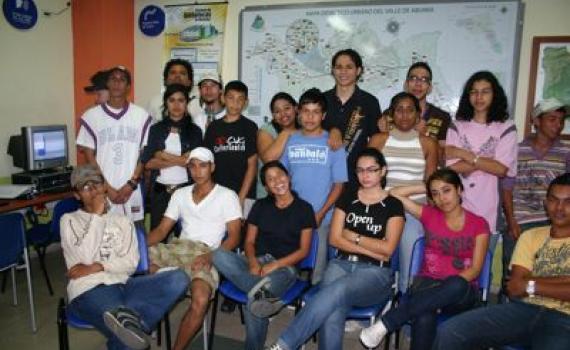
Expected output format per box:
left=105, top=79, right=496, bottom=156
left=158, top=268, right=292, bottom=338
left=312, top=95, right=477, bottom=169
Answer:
left=345, top=211, right=383, bottom=235
left=534, top=240, right=570, bottom=277
left=459, top=134, right=499, bottom=157
left=425, top=231, right=475, bottom=270
left=213, top=136, right=246, bottom=153
left=287, top=144, right=329, bottom=165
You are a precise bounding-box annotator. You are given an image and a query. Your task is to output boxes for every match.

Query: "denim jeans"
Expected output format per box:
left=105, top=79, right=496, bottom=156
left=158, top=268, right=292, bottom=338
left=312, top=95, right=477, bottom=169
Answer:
left=68, top=269, right=189, bottom=350
left=212, top=249, right=297, bottom=350
left=382, top=275, right=477, bottom=350
left=433, top=300, right=570, bottom=350
left=398, top=212, right=425, bottom=292
left=276, top=258, right=394, bottom=350
left=312, top=222, right=331, bottom=285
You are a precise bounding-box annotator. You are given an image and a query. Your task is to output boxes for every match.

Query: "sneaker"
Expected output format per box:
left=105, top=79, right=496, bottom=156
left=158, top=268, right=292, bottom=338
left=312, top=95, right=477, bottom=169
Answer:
left=220, top=298, right=237, bottom=313
left=103, top=307, right=149, bottom=350
left=247, top=276, right=271, bottom=301
left=248, top=288, right=284, bottom=318
left=360, top=320, right=388, bottom=348
left=344, top=319, right=365, bottom=332
left=265, top=343, right=285, bottom=350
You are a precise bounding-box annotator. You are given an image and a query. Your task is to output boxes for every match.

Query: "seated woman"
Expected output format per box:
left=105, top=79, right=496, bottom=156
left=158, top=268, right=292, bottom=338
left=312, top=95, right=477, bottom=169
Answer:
left=360, top=168, right=490, bottom=350
left=61, top=165, right=189, bottom=350
left=266, top=148, right=405, bottom=350
left=213, top=160, right=316, bottom=350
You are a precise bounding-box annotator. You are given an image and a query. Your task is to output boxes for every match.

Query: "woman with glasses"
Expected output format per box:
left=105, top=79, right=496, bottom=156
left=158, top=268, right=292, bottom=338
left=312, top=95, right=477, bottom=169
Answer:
left=369, top=92, right=439, bottom=291
left=445, top=71, right=517, bottom=253
left=360, top=168, right=490, bottom=350
left=266, top=148, right=404, bottom=350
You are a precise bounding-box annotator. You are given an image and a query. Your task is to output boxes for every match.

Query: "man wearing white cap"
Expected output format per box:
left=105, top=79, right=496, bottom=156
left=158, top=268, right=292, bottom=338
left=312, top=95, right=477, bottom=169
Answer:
left=192, top=72, right=226, bottom=134
left=500, top=97, right=570, bottom=296
left=147, top=147, right=241, bottom=350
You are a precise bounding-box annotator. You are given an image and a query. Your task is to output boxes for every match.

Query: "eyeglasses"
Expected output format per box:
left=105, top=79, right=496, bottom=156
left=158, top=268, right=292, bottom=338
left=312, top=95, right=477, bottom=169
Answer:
left=407, top=75, right=431, bottom=84
left=355, top=167, right=381, bottom=175
left=77, top=181, right=104, bottom=193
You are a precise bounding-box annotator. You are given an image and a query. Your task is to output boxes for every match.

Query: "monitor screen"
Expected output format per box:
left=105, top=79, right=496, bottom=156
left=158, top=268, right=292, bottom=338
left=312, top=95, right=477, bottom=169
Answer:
left=32, top=130, right=66, bottom=161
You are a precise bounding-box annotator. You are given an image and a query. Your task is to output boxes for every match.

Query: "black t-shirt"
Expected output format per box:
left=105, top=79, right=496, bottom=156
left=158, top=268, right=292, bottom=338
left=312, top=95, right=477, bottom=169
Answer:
left=247, top=196, right=316, bottom=259
left=335, top=190, right=404, bottom=263
left=423, top=103, right=451, bottom=141
left=323, top=86, right=381, bottom=184
left=204, top=116, right=258, bottom=199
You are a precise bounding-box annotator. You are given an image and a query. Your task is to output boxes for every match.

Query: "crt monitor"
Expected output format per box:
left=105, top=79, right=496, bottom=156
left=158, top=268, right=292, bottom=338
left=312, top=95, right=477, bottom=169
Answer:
left=8, top=125, right=69, bottom=172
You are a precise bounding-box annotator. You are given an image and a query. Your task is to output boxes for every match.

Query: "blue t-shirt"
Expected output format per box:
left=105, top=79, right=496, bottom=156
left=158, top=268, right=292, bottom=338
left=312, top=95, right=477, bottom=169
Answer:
left=280, top=131, right=348, bottom=224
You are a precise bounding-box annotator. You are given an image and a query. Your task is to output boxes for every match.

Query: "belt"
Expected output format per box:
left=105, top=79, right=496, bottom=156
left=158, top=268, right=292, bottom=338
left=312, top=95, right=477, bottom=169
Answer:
left=154, top=182, right=188, bottom=194
left=337, top=253, right=388, bottom=268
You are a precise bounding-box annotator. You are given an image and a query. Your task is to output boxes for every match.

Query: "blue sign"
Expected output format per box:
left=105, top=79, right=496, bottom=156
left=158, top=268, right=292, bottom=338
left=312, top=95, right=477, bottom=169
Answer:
left=3, top=0, right=38, bottom=30
left=139, top=5, right=165, bottom=37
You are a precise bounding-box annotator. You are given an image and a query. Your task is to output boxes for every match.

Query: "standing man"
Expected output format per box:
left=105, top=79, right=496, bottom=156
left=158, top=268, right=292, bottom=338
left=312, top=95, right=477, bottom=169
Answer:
left=147, top=58, right=199, bottom=123
left=84, top=69, right=110, bottom=106
left=433, top=172, right=570, bottom=350
left=77, top=66, right=152, bottom=224
left=148, top=147, right=242, bottom=350
left=501, top=98, right=570, bottom=293
left=192, top=72, right=225, bottom=135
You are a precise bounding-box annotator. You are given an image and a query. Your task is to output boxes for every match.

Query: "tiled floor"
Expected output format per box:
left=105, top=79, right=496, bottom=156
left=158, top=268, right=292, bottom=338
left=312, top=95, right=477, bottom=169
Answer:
left=0, top=248, right=396, bottom=349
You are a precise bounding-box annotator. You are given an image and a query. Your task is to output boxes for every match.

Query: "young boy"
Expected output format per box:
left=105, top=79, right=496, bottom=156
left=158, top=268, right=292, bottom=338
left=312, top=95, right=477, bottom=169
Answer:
left=280, top=88, right=348, bottom=284
left=204, top=80, right=258, bottom=216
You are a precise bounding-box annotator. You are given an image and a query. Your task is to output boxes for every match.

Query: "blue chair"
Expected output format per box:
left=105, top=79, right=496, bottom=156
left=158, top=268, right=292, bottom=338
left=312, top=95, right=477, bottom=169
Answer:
left=301, top=248, right=400, bottom=350
left=0, top=213, right=37, bottom=332
left=26, top=198, right=80, bottom=295
left=57, top=225, right=150, bottom=350
left=209, top=230, right=319, bottom=349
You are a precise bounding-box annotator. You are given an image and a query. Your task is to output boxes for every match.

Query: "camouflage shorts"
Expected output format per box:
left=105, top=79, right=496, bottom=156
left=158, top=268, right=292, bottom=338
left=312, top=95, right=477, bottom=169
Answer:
left=149, top=238, right=219, bottom=292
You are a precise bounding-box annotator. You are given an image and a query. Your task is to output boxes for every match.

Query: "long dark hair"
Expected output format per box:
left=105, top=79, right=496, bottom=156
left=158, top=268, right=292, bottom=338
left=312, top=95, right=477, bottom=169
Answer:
left=456, top=71, right=508, bottom=123
left=270, top=92, right=300, bottom=132
left=388, top=92, right=420, bottom=120
left=356, top=148, right=388, bottom=189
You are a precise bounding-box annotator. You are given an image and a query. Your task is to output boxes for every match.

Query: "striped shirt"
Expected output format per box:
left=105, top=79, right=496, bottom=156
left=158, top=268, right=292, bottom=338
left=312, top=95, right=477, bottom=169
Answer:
left=383, top=129, right=426, bottom=201
left=502, top=138, right=570, bottom=224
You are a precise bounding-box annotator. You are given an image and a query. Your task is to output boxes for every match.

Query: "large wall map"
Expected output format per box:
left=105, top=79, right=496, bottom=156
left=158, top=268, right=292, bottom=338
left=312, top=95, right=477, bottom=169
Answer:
left=240, top=1, right=522, bottom=125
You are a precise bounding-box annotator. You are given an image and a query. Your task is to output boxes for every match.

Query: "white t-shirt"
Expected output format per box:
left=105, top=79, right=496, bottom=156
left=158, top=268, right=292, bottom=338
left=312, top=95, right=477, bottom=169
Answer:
left=60, top=210, right=139, bottom=301
left=164, top=184, right=241, bottom=248
left=147, top=89, right=201, bottom=124
left=76, top=103, right=151, bottom=221
left=156, top=132, right=188, bottom=185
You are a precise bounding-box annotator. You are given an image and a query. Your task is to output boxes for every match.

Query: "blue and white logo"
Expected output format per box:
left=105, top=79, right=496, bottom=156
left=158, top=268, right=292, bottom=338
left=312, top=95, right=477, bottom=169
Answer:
left=138, top=5, right=165, bottom=37
left=3, top=0, right=38, bottom=30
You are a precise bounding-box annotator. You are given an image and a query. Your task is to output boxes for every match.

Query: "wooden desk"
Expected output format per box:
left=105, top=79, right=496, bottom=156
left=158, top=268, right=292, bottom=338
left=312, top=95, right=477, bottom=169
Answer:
left=0, top=191, right=74, bottom=214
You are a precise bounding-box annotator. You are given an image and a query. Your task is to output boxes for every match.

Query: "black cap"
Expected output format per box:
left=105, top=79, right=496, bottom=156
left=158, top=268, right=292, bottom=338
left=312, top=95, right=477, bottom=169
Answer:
left=84, top=70, right=110, bottom=92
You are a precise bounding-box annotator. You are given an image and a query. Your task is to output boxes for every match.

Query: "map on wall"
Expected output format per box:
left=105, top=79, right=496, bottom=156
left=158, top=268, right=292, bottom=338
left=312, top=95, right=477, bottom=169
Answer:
left=240, top=1, right=522, bottom=125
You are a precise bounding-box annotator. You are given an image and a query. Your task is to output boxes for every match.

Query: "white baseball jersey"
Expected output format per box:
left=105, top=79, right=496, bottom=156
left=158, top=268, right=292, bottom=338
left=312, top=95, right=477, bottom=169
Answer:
left=76, top=103, right=152, bottom=221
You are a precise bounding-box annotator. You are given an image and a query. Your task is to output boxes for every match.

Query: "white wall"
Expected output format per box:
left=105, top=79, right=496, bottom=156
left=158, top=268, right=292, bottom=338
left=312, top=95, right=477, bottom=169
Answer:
left=0, top=0, right=74, bottom=179
left=135, top=0, right=570, bottom=137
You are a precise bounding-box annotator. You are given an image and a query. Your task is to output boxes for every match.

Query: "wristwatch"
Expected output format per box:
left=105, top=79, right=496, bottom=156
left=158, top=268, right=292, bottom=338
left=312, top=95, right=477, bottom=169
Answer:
left=355, top=234, right=361, bottom=245
left=526, top=280, right=536, bottom=298
left=126, top=179, right=138, bottom=190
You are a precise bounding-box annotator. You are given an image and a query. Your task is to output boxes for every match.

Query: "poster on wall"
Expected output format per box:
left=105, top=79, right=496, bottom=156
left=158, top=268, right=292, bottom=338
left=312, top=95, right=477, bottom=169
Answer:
left=165, top=2, right=227, bottom=83
left=240, top=1, right=523, bottom=125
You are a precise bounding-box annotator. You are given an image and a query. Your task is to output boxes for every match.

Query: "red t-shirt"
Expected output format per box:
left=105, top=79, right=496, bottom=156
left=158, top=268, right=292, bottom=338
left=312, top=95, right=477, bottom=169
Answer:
left=419, top=205, right=489, bottom=280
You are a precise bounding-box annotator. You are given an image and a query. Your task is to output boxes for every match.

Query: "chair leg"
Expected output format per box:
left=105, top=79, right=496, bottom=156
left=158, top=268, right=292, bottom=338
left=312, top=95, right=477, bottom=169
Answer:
left=1, top=271, right=7, bottom=293
left=57, top=298, right=69, bottom=350
left=11, top=267, right=17, bottom=305
left=157, top=320, right=162, bottom=346
left=36, top=246, right=54, bottom=296
left=238, top=303, right=245, bottom=324
left=202, top=307, right=209, bottom=350
left=208, top=291, right=219, bottom=350
left=165, top=312, right=172, bottom=350
left=23, top=247, right=37, bottom=332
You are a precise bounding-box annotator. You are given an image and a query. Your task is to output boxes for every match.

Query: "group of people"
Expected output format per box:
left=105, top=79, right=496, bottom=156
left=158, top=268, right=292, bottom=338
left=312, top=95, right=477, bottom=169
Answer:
left=61, top=47, right=570, bottom=350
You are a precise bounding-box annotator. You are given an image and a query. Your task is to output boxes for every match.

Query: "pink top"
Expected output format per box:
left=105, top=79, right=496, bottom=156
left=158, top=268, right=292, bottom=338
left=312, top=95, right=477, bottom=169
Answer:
left=446, top=120, right=517, bottom=231
left=419, top=205, right=490, bottom=280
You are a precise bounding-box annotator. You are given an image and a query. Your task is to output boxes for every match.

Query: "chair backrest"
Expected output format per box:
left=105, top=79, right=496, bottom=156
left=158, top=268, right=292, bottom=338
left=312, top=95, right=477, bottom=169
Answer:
left=408, top=236, right=426, bottom=288
left=135, top=225, right=150, bottom=274
left=0, top=213, right=26, bottom=269
left=478, top=250, right=493, bottom=302
left=297, top=230, right=319, bottom=270
left=50, top=198, right=81, bottom=240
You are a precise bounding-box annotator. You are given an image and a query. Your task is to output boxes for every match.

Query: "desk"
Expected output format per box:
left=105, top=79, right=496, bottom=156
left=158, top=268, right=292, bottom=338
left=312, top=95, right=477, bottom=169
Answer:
left=0, top=191, right=74, bottom=214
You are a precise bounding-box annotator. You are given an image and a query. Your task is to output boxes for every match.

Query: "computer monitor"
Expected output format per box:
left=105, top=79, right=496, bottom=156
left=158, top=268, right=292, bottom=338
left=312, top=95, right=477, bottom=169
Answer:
left=8, top=125, right=69, bottom=172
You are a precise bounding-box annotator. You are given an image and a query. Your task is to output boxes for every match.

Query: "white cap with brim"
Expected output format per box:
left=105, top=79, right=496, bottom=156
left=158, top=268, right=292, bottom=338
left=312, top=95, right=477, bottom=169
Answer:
left=532, top=98, right=569, bottom=118
left=198, top=72, right=222, bottom=86
left=187, top=147, right=215, bottom=164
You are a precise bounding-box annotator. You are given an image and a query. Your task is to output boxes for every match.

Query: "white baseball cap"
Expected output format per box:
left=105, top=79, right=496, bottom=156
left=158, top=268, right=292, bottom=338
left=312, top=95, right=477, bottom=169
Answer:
left=187, top=147, right=214, bottom=163
left=532, top=98, right=569, bottom=118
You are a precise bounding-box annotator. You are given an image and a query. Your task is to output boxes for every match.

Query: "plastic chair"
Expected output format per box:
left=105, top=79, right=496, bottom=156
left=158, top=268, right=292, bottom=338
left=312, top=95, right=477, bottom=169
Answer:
left=0, top=213, right=37, bottom=332
left=26, top=198, right=80, bottom=295
left=57, top=225, right=150, bottom=350
left=209, top=230, right=319, bottom=349
left=301, top=247, right=400, bottom=350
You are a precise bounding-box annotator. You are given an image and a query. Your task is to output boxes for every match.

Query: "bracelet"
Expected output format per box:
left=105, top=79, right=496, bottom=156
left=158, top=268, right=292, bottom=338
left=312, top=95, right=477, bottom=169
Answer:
left=126, top=179, right=138, bottom=190
left=355, top=234, right=361, bottom=245
left=472, top=155, right=480, bottom=165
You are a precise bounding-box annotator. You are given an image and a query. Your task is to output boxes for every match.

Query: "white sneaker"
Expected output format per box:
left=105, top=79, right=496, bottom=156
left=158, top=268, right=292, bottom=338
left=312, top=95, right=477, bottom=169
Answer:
left=344, top=320, right=365, bottom=332
left=360, top=320, right=387, bottom=348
